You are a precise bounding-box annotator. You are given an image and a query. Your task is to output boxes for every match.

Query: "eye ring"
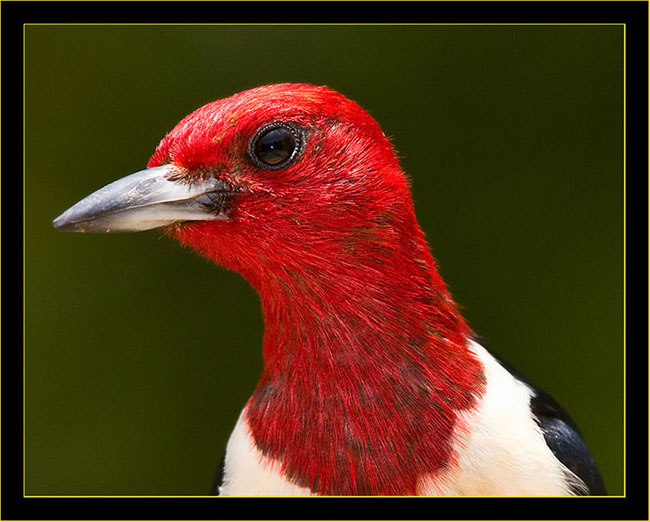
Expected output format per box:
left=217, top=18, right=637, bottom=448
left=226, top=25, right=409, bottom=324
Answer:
left=248, top=122, right=304, bottom=170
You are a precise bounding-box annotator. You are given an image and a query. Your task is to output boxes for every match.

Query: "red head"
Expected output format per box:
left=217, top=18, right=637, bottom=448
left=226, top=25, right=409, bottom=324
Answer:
left=54, top=83, right=484, bottom=495
left=148, top=84, right=414, bottom=287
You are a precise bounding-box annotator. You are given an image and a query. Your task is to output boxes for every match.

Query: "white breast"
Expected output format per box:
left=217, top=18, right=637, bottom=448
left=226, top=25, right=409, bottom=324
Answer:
left=219, top=340, right=586, bottom=496
left=219, top=410, right=312, bottom=496
left=417, top=340, right=587, bottom=496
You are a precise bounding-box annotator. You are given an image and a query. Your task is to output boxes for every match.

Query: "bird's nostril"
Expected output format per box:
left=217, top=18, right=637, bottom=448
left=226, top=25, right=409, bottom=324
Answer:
left=196, top=192, right=225, bottom=211
left=194, top=189, right=239, bottom=217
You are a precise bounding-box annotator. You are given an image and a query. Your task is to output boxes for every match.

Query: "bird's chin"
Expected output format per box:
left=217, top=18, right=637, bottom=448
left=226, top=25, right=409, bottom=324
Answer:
left=161, top=220, right=203, bottom=237
left=161, top=218, right=228, bottom=243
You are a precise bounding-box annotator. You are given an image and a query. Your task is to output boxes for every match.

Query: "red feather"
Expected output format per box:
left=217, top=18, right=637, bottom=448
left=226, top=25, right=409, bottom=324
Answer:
left=149, top=84, right=485, bottom=495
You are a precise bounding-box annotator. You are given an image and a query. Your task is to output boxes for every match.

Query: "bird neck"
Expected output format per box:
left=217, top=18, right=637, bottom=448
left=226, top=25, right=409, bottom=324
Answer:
left=242, top=212, right=486, bottom=495
left=254, top=234, right=471, bottom=375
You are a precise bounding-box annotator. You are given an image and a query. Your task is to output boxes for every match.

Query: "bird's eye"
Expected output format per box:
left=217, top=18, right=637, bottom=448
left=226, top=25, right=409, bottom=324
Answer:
left=248, top=122, right=303, bottom=170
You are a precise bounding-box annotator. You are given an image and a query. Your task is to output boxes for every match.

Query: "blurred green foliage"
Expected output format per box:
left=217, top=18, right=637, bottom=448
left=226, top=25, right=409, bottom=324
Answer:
left=26, top=25, right=623, bottom=495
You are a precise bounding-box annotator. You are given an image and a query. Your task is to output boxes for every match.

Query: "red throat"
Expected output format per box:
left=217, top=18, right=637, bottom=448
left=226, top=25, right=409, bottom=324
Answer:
left=157, top=84, right=486, bottom=495
left=173, top=203, right=485, bottom=495
left=250, top=227, right=484, bottom=495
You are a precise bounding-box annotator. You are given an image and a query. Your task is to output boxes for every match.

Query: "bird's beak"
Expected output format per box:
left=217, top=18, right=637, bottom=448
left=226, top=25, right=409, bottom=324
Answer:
left=53, top=164, right=231, bottom=233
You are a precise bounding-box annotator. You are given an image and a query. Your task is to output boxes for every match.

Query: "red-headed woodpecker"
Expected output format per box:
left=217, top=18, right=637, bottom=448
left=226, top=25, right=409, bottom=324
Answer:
left=53, top=84, right=606, bottom=496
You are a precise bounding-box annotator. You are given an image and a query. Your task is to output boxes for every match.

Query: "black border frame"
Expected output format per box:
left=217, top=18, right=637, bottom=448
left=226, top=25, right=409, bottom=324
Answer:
left=3, top=1, right=647, bottom=520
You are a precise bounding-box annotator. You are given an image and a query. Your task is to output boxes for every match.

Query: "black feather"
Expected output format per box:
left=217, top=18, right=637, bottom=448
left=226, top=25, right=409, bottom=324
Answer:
left=211, top=452, right=226, bottom=495
left=473, top=336, right=607, bottom=495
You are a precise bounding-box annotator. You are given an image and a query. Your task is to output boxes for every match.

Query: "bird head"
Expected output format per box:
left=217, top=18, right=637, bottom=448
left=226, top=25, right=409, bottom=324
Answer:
left=54, top=83, right=470, bottom=352
left=53, top=84, right=482, bottom=496
left=54, top=84, right=427, bottom=292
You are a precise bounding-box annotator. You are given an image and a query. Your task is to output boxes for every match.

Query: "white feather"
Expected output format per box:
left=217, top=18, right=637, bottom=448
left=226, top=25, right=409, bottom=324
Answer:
left=220, top=340, right=587, bottom=496
left=417, top=340, right=587, bottom=496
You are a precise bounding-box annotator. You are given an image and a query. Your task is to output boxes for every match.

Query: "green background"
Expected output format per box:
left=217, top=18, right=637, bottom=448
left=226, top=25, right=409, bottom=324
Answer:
left=25, top=25, right=624, bottom=495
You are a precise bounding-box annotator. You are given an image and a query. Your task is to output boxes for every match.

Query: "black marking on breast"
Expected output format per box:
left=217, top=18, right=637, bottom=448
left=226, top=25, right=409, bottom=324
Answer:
left=472, top=335, right=607, bottom=495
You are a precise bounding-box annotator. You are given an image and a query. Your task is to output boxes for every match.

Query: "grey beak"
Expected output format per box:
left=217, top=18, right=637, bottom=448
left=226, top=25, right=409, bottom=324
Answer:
left=53, top=165, right=232, bottom=233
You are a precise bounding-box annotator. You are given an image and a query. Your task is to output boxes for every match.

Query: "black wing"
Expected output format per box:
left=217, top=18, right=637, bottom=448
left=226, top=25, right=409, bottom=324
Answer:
left=475, top=336, right=607, bottom=495
left=211, top=451, right=226, bottom=495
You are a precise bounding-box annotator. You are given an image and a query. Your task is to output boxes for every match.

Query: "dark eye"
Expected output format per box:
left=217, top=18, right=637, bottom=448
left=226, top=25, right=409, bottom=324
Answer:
left=249, top=122, right=303, bottom=169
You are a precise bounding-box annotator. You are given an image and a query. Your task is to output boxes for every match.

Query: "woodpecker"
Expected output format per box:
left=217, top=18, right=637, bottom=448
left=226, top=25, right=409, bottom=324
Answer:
left=53, top=83, right=606, bottom=496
